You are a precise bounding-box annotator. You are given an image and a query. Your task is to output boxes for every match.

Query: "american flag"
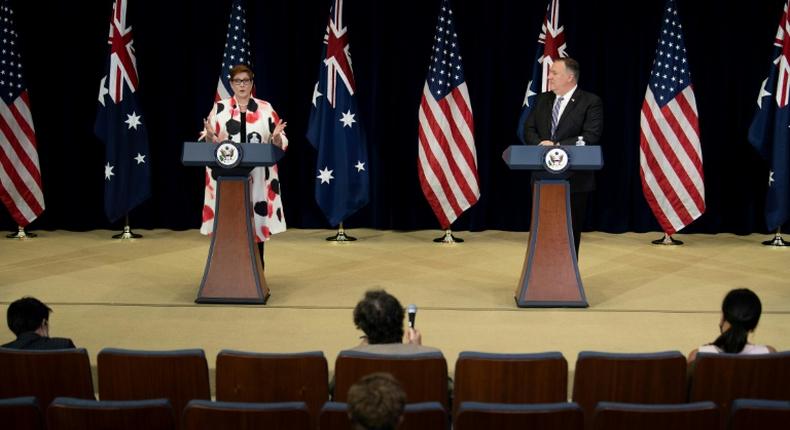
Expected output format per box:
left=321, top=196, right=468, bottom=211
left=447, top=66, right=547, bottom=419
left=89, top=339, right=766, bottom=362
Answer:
left=0, top=0, right=44, bottom=227
left=306, top=0, right=369, bottom=227
left=417, top=0, right=479, bottom=229
left=95, top=0, right=151, bottom=222
left=517, top=0, right=568, bottom=144
left=215, top=0, right=252, bottom=102
left=748, top=0, right=790, bottom=231
left=639, top=0, right=704, bottom=235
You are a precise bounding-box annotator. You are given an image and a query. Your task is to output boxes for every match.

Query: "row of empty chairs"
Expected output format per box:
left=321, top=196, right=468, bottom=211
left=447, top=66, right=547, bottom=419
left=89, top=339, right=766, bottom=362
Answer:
left=1, top=347, right=789, bottom=428
left=2, top=396, right=789, bottom=430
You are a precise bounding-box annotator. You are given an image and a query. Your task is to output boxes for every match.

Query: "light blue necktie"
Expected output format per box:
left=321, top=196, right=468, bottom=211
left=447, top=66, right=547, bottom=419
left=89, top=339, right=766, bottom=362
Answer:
left=550, top=96, right=564, bottom=140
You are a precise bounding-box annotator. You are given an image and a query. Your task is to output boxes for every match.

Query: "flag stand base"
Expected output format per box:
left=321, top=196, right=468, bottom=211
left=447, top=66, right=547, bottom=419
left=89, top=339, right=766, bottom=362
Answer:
left=326, top=223, right=357, bottom=242
left=113, top=225, right=142, bottom=240
left=433, top=229, right=464, bottom=243
left=651, top=234, right=683, bottom=245
left=6, top=226, right=36, bottom=239
left=762, top=232, right=789, bottom=247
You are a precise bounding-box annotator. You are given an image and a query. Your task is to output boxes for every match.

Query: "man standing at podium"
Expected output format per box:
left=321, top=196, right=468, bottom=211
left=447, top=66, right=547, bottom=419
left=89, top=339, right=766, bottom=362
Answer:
left=523, top=58, right=603, bottom=257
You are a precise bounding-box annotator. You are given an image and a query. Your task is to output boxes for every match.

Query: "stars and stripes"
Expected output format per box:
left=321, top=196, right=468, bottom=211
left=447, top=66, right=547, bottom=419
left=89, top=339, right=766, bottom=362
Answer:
left=0, top=0, right=43, bottom=227
left=639, top=0, right=704, bottom=236
left=215, top=0, right=251, bottom=101
left=307, top=0, right=369, bottom=227
left=517, top=0, right=567, bottom=143
left=748, top=0, right=790, bottom=231
left=417, top=0, right=479, bottom=229
left=95, top=0, right=151, bottom=222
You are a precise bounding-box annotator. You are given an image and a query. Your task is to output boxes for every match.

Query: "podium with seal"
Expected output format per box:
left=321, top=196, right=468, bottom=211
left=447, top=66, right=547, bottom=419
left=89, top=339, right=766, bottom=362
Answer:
left=182, top=142, right=284, bottom=304
left=502, top=145, right=603, bottom=308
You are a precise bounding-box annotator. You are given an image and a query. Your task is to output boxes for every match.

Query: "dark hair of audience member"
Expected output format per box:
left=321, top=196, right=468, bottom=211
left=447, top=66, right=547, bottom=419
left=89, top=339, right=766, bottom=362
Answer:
left=7, top=297, right=52, bottom=336
left=347, top=373, right=406, bottom=430
left=712, top=288, right=762, bottom=353
left=353, top=290, right=404, bottom=344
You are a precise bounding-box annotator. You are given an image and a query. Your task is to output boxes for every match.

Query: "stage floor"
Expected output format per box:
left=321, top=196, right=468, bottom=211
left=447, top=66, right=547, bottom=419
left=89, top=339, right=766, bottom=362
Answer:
left=2, top=229, right=788, bottom=390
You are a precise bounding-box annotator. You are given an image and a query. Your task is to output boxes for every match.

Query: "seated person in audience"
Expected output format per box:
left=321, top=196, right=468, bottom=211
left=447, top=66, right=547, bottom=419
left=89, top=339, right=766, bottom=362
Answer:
left=350, top=289, right=440, bottom=354
left=2, top=297, right=75, bottom=350
left=687, top=288, right=776, bottom=363
left=348, top=372, right=406, bottom=430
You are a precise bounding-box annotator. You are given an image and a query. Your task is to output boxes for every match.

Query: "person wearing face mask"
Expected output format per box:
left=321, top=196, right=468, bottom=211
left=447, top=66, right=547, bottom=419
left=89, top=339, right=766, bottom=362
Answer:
left=2, top=297, right=75, bottom=350
left=687, top=288, right=776, bottom=363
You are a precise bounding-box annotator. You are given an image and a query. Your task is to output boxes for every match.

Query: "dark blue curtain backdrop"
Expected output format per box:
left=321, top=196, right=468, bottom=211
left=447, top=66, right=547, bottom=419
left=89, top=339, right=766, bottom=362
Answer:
left=2, top=0, right=785, bottom=234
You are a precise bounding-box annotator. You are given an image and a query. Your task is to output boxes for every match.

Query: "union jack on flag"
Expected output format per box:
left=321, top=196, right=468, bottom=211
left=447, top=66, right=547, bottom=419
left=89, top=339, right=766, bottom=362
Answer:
left=748, top=0, right=790, bottom=231
left=639, top=0, right=705, bottom=236
left=0, top=0, right=44, bottom=227
left=95, top=0, right=151, bottom=222
left=307, top=0, right=369, bottom=227
left=517, top=0, right=568, bottom=144
left=417, top=0, right=479, bottom=229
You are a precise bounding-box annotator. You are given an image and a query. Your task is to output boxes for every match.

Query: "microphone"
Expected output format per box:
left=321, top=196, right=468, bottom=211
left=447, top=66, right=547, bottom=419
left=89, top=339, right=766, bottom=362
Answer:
left=407, top=304, right=417, bottom=328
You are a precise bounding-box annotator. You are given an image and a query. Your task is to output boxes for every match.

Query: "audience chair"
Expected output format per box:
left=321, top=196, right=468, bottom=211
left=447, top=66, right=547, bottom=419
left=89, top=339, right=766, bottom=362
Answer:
left=571, top=351, right=687, bottom=427
left=729, top=399, right=790, bottom=430
left=182, top=400, right=310, bottom=430
left=453, top=351, right=568, bottom=415
left=592, top=401, right=718, bottom=430
left=454, top=401, right=583, bottom=430
left=689, top=351, right=790, bottom=419
left=0, top=348, right=94, bottom=407
left=97, top=348, right=210, bottom=427
left=0, top=397, right=44, bottom=430
left=319, top=401, right=447, bottom=430
left=46, top=397, right=174, bottom=430
left=333, top=350, right=449, bottom=409
left=215, top=350, right=328, bottom=428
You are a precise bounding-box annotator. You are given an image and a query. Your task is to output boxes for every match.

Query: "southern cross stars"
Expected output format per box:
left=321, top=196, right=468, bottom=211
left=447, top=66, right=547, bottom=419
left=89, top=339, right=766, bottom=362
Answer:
left=125, top=111, right=142, bottom=129
left=340, top=110, right=356, bottom=127
left=317, top=166, right=334, bottom=184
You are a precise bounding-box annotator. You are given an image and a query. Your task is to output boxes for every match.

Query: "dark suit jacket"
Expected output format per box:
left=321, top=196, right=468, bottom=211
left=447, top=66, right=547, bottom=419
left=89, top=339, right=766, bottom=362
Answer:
left=523, top=88, right=603, bottom=192
left=1, top=332, right=75, bottom=350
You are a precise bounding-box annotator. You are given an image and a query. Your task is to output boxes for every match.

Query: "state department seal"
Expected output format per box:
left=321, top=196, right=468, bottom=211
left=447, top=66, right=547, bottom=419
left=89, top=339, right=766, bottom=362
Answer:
left=215, top=141, right=242, bottom=169
left=544, top=146, right=570, bottom=173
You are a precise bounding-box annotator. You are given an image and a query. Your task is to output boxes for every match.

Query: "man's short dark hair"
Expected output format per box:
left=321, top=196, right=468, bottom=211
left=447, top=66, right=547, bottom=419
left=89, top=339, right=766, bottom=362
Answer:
left=557, top=57, right=580, bottom=82
left=7, top=297, right=51, bottom=336
left=347, top=373, right=406, bottom=430
left=353, top=290, right=404, bottom=344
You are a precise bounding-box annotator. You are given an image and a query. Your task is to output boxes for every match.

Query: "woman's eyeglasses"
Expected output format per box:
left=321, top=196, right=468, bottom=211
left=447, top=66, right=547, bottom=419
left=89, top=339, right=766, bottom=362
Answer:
left=231, top=79, right=252, bottom=86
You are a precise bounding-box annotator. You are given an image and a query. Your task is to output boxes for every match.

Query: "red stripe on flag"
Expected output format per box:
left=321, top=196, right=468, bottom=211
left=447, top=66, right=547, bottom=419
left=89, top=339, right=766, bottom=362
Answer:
left=656, top=103, right=705, bottom=214
left=433, top=96, right=478, bottom=205
left=640, top=102, right=694, bottom=228
left=418, top=97, right=464, bottom=217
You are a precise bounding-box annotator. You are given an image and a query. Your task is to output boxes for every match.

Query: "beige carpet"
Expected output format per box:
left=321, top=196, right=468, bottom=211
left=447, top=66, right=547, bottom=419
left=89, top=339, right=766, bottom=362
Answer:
left=2, top=229, right=788, bottom=392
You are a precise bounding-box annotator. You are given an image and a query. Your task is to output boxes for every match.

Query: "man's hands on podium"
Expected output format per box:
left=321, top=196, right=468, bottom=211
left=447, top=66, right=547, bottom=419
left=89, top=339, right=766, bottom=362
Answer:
left=539, top=140, right=555, bottom=146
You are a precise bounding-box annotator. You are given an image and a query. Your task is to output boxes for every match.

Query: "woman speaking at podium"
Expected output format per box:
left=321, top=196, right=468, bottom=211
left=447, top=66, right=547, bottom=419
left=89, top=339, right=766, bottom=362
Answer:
left=200, top=64, right=288, bottom=264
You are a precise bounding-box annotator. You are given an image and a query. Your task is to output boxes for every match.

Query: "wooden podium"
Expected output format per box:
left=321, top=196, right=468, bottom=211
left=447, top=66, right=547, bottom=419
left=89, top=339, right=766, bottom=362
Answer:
left=503, top=145, right=603, bottom=308
left=182, top=142, right=284, bottom=304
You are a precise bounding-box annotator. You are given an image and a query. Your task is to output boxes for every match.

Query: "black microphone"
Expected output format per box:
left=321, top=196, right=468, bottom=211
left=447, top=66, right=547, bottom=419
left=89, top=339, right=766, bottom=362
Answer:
left=407, top=304, right=417, bottom=328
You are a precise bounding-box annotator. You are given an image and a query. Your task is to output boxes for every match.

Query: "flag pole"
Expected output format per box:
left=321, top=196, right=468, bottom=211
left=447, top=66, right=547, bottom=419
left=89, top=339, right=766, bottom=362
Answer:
left=433, top=229, right=464, bottom=243
left=6, top=226, right=36, bottom=239
left=651, top=233, right=683, bottom=245
left=762, top=229, right=789, bottom=246
left=326, top=222, right=357, bottom=242
left=112, top=215, right=142, bottom=239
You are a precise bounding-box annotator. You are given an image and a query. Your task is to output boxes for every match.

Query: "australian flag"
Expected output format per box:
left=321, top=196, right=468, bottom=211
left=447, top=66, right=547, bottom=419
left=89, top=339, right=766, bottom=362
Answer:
left=516, top=0, right=567, bottom=144
left=95, top=0, right=151, bottom=222
left=748, top=0, right=790, bottom=232
left=306, top=0, right=369, bottom=227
